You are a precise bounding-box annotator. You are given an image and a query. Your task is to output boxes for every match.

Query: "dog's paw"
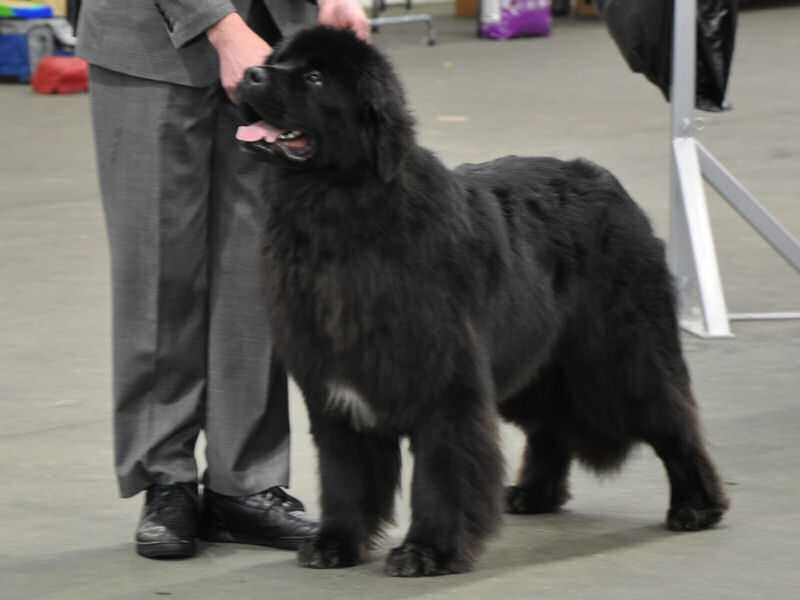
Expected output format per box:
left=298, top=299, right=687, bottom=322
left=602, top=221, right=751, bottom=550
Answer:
left=297, top=535, right=359, bottom=569
left=666, top=504, right=725, bottom=531
left=504, top=485, right=565, bottom=514
left=384, top=542, right=466, bottom=577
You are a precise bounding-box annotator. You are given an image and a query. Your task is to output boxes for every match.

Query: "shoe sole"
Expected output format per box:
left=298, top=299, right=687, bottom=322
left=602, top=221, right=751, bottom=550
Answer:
left=137, top=539, right=196, bottom=559
left=200, top=522, right=307, bottom=551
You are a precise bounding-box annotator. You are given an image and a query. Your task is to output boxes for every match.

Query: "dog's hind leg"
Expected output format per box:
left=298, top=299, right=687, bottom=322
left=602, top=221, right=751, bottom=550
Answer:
left=506, top=426, right=572, bottom=514
left=640, top=386, right=729, bottom=531
left=298, top=404, right=401, bottom=569
left=384, top=380, right=504, bottom=577
left=499, top=365, right=572, bottom=514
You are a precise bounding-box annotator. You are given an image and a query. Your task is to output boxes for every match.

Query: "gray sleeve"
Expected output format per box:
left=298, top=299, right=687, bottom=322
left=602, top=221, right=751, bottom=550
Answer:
left=152, top=0, right=236, bottom=48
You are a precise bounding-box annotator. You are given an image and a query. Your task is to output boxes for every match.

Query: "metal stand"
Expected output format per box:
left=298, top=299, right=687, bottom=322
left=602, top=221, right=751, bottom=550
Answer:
left=368, top=0, right=437, bottom=45
left=669, top=0, right=800, bottom=338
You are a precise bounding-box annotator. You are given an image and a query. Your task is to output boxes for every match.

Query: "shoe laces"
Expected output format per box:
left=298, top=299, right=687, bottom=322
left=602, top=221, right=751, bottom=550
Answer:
left=146, top=483, right=197, bottom=511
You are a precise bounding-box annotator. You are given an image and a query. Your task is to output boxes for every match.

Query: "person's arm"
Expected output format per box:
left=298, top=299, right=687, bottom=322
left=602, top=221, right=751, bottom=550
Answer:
left=153, top=0, right=238, bottom=48
left=206, top=0, right=370, bottom=103
left=150, top=1, right=265, bottom=102
left=316, top=0, right=370, bottom=41
left=207, top=12, right=273, bottom=102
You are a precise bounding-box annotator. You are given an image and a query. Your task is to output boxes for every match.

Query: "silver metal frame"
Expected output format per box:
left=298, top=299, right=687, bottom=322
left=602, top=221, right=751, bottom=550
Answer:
left=668, top=0, right=800, bottom=338
left=368, top=0, right=437, bottom=45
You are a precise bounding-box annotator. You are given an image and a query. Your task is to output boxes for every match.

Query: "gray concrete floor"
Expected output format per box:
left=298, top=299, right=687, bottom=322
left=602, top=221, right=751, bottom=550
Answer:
left=2, top=4, right=799, bottom=599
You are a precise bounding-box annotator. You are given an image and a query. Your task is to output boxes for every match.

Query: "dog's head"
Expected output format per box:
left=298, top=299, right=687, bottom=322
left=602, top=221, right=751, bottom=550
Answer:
left=235, top=26, right=414, bottom=183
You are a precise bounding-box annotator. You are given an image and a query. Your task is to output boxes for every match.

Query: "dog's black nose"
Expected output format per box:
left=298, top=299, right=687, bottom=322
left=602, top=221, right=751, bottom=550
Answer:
left=244, top=66, right=268, bottom=85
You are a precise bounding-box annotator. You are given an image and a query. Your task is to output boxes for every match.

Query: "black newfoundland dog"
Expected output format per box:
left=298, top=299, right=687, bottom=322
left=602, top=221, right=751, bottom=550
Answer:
left=235, top=26, right=729, bottom=576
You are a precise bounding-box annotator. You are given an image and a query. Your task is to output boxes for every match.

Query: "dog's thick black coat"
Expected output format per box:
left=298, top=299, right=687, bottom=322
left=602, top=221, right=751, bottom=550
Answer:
left=236, top=27, right=729, bottom=577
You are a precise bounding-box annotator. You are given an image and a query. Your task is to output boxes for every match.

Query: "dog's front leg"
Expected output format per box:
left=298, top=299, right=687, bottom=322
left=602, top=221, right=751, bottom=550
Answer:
left=385, top=386, right=504, bottom=577
left=298, top=404, right=401, bottom=569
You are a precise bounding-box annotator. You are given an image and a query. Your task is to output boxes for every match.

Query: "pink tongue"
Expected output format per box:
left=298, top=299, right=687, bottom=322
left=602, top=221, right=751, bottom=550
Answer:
left=236, top=121, right=283, bottom=143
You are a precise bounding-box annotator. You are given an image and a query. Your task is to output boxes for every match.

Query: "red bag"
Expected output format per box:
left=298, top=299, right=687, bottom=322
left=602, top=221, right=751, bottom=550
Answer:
left=31, top=56, right=88, bottom=94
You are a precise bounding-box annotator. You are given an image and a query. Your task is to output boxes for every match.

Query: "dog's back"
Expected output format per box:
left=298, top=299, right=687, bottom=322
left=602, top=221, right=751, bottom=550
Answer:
left=453, top=155, right=676, bottom=403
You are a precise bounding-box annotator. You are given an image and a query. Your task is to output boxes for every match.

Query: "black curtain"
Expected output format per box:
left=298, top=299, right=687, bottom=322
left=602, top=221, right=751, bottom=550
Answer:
left=594, top=0, right=738, bottom=111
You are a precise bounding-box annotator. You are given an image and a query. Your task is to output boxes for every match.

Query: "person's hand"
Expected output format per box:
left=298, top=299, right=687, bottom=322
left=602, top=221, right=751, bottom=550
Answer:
left=207, top=12, right=273, bottom=102
left=317, top=0, right=371, bottom=41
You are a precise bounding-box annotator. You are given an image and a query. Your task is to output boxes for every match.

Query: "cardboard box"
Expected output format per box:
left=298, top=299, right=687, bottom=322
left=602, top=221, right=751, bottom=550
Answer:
left=41, top=0, right=67, bottom=16
left=455, top=0, right=478, bottom=18
left=575, top=0, right=599, bottom=17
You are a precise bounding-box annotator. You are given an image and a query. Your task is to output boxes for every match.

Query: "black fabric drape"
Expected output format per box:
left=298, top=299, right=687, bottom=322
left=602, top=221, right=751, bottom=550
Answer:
left=594, top=0, right=737, bottom=111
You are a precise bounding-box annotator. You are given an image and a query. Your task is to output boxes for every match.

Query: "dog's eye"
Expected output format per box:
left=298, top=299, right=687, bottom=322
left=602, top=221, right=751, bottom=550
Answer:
left=304, top=70, right=323, bottom=86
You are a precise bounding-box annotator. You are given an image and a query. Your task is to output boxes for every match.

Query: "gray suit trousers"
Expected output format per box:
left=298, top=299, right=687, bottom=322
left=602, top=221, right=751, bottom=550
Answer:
left=88, top=65, right=290, bottom=498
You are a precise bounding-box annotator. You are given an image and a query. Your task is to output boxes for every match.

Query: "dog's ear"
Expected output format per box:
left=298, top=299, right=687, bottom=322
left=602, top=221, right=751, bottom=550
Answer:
left=362, top=76, right=415, bottom=184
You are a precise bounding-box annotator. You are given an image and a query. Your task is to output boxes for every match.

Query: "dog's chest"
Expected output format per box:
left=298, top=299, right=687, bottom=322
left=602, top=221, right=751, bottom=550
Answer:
left=269, top=240, right=401, bottom=345
left=325, top=382, right=378, bottom=431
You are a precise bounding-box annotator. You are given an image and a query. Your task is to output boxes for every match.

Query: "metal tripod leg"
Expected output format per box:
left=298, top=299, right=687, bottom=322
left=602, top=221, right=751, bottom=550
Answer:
left=696, top=142, right=800, bottom=324
left=696, top=142, right=800, bottom=274
left=670, top=137, right=733, bottom=338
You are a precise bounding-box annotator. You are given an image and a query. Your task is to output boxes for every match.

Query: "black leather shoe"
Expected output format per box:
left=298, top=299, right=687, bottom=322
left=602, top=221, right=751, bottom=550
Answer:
left=200, top=487, right=319, bottom=550
left=135, top=483, right=199, bottom=559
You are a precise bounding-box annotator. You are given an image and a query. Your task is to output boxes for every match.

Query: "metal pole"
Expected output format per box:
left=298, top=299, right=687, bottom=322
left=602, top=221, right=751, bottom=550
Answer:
left=669, top=0, right=733, bottom=337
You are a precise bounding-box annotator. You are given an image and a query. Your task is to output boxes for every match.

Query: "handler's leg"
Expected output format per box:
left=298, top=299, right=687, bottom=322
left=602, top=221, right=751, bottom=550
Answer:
left=89, top=66, right=215, bottom=498
left=202, top=96, right=290, bottom=496
left=199, top=97, right=318, bottom=549
left=88, top=67, right=216, bottom=558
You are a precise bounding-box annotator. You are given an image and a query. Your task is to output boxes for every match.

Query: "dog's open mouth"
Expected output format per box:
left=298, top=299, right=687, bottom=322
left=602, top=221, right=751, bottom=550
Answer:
left=236, top=120, right=316, bottom=162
